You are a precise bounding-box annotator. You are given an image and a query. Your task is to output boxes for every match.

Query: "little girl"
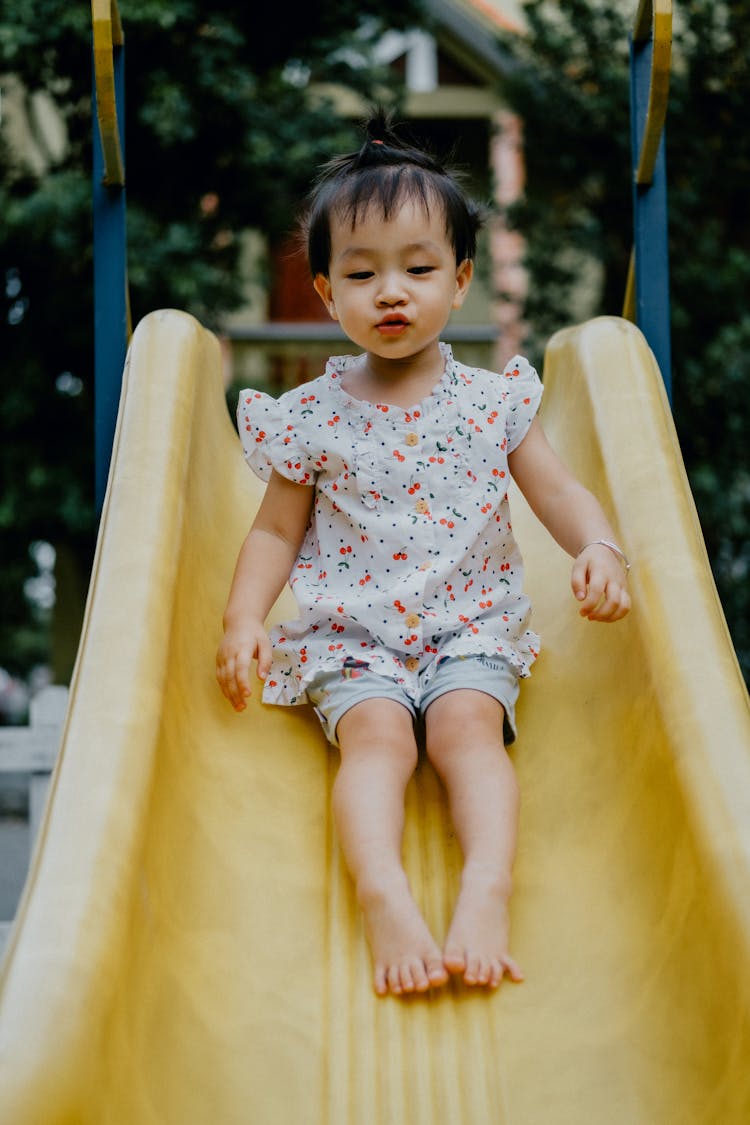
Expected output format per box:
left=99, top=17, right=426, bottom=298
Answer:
left=217, top=115, right=631, bottom=998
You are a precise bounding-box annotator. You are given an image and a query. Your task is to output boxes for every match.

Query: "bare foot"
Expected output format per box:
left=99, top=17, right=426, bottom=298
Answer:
left=443, top=872, right=524, bottom=988
left=358, top=873, right=449, bottom=997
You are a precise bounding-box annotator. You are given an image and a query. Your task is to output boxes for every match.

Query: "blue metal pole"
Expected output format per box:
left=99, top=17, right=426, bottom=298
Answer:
left=92, top=38, right=127, bottom=514
left=630, top=31, right=672, bottom=401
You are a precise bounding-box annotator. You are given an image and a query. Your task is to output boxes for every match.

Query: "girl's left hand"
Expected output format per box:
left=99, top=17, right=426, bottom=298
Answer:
left=571, top=545, right=631, bottom=623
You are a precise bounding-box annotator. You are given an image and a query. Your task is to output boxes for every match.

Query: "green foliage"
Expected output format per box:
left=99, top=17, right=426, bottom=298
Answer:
left=498, top=0, right=750, bottom=680
left=0, top=0, right=422, bottom=678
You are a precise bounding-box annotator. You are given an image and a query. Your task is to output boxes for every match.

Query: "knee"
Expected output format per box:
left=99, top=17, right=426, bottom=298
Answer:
left=425, top=692, right=506, bottom=774
left=337, top=701, right=418, bottom=773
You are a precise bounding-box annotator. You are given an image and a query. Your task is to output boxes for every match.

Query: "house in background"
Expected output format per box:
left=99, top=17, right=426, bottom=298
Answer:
left=221, top=0, right=528, bottom=395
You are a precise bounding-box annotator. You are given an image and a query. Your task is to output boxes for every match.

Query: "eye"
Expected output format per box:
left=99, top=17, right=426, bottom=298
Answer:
left=408, top=266, right=435, bottom=275
left=346, top=270, right=374, bottom=280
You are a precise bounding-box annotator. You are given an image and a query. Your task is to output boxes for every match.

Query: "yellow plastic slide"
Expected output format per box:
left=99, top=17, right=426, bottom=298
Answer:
left=2, top=311, right=750, bottom=1124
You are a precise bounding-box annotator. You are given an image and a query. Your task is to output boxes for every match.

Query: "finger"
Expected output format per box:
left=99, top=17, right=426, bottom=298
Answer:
left=589, top=586, right=631, bottom=623
left=234, top=653, right=253, bottom=700
left=585, top=586, right=621, bottom=621
left=219, top=654, right=251, bottom=711
left=223, top=662, right=246, bottom=711
left=255, top=633, right=273, bottom=681
left=215, top=658, right=235, bottom=702
left=570, top=558, right=590, bottom=602
left=577, top=576, right=607, bottom=616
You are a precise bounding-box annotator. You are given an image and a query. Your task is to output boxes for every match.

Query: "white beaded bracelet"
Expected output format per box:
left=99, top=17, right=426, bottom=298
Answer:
left=576, top=539, right=631, bottom=572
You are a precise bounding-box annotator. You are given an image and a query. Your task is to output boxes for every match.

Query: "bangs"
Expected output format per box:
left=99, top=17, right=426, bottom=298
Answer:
left=332, top=166, right=438, bottom=232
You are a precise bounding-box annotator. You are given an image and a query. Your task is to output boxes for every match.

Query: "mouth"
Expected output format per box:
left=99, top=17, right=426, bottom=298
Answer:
left=376, top=315, right=410, bottom=336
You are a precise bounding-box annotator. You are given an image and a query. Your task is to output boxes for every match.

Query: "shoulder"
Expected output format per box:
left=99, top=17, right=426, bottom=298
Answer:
left=238, top=367, right=334, bottom=422
left=499, top=354, right=540, bottom=386
left=446, top=352, right=541, bottom=399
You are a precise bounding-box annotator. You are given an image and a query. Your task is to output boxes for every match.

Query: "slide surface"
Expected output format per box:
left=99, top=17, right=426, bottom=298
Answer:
left=2, top=311, right=750, bottom=1124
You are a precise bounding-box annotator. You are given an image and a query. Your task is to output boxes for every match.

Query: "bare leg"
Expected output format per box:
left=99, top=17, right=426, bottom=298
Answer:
left=425, top=690, right=524, bottom=988
left=334, top=700, right=448, bottom=997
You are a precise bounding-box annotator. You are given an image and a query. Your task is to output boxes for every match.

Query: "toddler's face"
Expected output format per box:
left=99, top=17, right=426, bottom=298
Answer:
left=313, top=197, right=472, bottom=365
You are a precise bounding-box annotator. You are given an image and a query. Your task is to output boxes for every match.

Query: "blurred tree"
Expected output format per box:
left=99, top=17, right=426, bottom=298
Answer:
left=0, top=0, right=422, bottom=682
left=497, top=0, right=750, bottom=680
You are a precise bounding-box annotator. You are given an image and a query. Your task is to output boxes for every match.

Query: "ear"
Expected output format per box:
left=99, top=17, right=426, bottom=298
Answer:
left=452, top=259, right=474, bottom=309
left=313, top=274, right=338, bottom=321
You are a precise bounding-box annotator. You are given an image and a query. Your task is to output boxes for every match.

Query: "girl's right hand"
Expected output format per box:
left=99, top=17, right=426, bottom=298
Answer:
left=216, top=621, right=272, bottom=711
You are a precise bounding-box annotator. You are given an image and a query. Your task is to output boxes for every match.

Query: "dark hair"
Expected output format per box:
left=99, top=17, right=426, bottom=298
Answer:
left=301, top=111, right=484, bottom=277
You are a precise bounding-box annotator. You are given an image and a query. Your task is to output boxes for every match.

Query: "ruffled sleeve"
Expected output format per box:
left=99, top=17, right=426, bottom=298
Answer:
left=236, top=388, right=318, bottom=486
left=502, top=356, right=544, bottom=452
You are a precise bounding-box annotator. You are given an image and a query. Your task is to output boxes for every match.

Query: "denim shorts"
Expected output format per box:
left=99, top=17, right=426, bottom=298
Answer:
left=306, top=654, right=520, bottom=749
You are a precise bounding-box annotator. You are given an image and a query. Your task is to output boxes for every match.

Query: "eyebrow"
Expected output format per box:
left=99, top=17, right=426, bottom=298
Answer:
left=336, top=240, right=443, bottom=262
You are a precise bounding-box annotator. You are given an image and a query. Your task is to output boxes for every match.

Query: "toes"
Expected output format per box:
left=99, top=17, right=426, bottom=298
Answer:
left=398, top=962, right=418, bottom=994
left=375, top=957, right=449, bottom=996
left=445, top=948, right=524, bottom=988
left=409, top=959, right=432, bottom=993
left=488, top=959, right=505, bottom=988
left=386, top=964, right=404, bottom=995
left=475, top=957, right=492, bottom=986
left=374, top=966, right=388, bottom=996
left=463, top=952, right=482, bottom=985
left=502, top=955, right=524, bottom=983
left=427, top=958, right=449, bottom=988
left=377, top=951, right=519, bottom=995
left=443, top=946, right=466, bottom=976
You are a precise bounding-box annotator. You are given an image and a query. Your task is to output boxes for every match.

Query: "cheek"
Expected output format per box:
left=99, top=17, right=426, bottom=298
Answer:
left=334, top=293, right=365, bottom=321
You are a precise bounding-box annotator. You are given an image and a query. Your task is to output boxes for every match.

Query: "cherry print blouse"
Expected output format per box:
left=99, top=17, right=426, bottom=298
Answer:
left=238, top=343, right=543, bottom=709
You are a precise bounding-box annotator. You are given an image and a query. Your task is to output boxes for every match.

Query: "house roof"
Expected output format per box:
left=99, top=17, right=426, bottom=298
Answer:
left=460, top=0, right=524, bottom=34
left=425, top=0, right=521, bottom=82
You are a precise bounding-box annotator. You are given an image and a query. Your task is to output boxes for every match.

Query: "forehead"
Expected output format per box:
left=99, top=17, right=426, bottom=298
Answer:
left=328, top=194, right=451, bottom=254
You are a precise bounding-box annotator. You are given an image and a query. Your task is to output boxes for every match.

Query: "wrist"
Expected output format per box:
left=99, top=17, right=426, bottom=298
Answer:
left=576, top=539, right=631, bottom=573
left=222, top=610, right=265, bottom=632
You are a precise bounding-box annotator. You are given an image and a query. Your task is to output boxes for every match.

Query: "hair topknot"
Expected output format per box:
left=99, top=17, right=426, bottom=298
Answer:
left=301, top=110, right=484, bottom=276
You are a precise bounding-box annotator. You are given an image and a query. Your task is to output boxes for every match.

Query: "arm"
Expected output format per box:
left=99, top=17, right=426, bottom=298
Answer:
left=508, top=418, right=631, bottom=623
left=216, top=470, right=315, bottom=710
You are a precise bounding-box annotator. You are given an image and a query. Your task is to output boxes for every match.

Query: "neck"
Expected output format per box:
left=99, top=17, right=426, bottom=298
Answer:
left=360, top=342, right=445, bottom=398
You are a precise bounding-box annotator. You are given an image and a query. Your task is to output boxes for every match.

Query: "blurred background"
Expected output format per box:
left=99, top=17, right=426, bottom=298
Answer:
left=1, top=0, right=749, bottom=727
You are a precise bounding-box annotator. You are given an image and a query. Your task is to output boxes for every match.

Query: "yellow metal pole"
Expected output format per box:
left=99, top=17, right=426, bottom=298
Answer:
left=632, top=0, right=672, bottom=186
left=91, top=0, right=125, bottom=187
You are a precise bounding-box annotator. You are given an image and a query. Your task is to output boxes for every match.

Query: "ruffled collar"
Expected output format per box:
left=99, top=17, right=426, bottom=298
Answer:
left=326, top=342, right=458, bottom=417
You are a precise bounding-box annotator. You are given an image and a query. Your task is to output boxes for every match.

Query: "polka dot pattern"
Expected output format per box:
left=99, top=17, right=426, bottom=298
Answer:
left=237, top=344, right=543, bottom=708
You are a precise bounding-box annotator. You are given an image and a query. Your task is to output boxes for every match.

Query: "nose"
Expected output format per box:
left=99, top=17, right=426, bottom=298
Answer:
left=376, top=271, right=408, bottom=306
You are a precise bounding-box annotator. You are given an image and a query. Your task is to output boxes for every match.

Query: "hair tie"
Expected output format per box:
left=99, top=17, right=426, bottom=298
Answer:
left=371, top=139, right=384, bottom=145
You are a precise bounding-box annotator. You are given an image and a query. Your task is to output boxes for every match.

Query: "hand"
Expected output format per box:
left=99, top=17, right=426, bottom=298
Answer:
left=216, top=620, right=272, bottom=711
left=571, top=545, right=631, bottom=623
